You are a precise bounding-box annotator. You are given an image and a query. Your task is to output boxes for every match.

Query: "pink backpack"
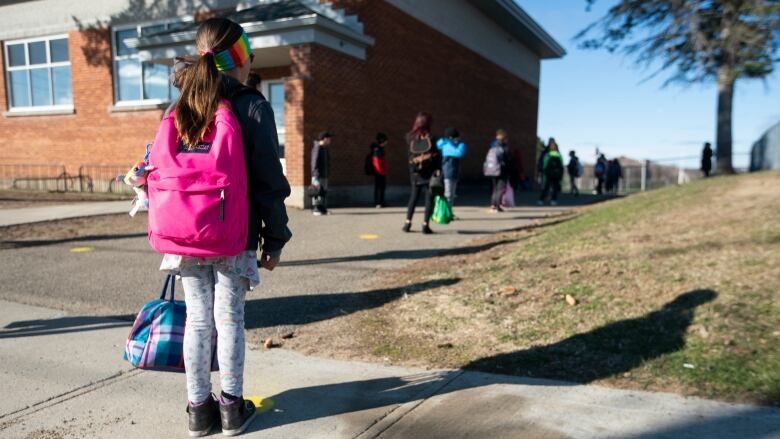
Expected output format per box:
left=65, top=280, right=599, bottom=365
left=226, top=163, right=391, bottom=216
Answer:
left=147, top=99, right=248, bottom=257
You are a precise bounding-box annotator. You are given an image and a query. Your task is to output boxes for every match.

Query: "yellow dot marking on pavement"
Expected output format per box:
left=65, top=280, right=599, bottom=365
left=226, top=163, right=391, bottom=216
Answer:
left=359, top=234, right=379, bottom=240
left=245, top=396, right=274, bottom=413
left=70, top=247, right=94, bottom=253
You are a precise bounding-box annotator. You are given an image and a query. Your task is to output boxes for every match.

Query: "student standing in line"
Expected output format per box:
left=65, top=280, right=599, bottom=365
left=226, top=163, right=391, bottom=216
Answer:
left=404, top=112, right=441, bottom=234
left=567, top=150, right=582, bottom=196
left=310, top=131, right=332, bottom=215
left=159, top=18, right=291, bottom=437
left=437, top=127, right=467, bottom=208
left=538, top=138, right=564, bottom=205
left=371, top=132, right=388, bottom=208
left=594, top=153, right=608, bottom=194
left=484, top=129, right=512, bottom=212
left=245, top=72, right=262, bottom=92
left=701, top=142, right=713, bottom=177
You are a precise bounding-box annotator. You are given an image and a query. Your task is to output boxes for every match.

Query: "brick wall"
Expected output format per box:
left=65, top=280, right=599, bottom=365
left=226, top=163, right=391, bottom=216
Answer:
left=300, top=0, right=539, bottom=192
left=0, top=29, right=163, bottom=173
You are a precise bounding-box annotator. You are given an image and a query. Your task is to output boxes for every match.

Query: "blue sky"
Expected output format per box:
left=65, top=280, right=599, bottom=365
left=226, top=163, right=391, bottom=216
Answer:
left=519, top=0, right=780, bottom=168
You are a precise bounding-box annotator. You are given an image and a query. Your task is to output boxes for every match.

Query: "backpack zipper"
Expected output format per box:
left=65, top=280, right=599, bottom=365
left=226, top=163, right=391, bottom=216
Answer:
left=220, top=189, right=225, bottom=221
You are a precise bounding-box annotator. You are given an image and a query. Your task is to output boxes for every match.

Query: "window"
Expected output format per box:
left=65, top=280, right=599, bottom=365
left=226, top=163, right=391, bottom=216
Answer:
left=263, top=80, right=285, bottom=158
left=112, top=21, right=184, bottom=104
left=4, top=35, right=72, bottom=110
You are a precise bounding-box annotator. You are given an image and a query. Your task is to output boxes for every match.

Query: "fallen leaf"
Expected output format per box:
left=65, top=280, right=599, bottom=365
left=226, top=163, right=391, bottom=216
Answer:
left=565, top=294, right=578, bottom=306
left=264, top=338, right=276, bottom=349
left=281, top=331, right=295, bottom=339
left=500, top=286, right=518, bottom=297
left=683, top=363, right=695, bottom=369
left=731, top=346, right=756, bottom=355
left=569, top=269, right=580, bottom=275
left=437, top=342, right=454, bottom=349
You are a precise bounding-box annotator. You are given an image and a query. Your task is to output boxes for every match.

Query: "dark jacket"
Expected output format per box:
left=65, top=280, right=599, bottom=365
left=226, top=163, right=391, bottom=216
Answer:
left=165, top=75, right=292, bottom=256
left=311, top=141, right=330, bottom=179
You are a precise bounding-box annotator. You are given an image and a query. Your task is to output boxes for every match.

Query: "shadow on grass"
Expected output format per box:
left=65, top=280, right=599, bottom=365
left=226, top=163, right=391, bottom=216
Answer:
left=244, top=277, right=460, bottom=329
left=464, top=289, right=718, bottom=382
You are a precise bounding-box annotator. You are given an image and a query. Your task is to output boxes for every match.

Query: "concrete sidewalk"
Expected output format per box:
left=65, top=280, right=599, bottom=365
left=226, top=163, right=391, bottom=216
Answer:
left=0, top=200, right=132, bottom=227
left=1, top=300, right=779, bottom=439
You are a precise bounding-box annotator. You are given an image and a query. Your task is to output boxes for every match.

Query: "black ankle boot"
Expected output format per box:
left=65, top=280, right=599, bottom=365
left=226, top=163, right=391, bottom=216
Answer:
left=186, top=395, right=219, bottom=437
left=220, top=395, right=257, bottom=437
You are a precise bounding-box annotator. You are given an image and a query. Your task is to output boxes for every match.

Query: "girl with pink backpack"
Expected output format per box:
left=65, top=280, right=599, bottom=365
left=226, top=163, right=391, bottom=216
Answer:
left=145, top=18, right=291, bottom=437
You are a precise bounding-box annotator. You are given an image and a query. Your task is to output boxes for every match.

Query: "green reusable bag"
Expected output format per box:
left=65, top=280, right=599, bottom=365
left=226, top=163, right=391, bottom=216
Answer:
left=431, top=195, right=453, bottom=225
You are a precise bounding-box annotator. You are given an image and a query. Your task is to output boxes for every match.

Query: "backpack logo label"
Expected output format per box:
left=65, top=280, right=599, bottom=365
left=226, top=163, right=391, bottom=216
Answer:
left=177, top=141, right=212, bottom=154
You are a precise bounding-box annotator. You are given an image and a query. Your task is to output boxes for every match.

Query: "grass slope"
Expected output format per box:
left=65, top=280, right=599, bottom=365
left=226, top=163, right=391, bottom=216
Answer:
left=288, top=171, right=780, bottom=405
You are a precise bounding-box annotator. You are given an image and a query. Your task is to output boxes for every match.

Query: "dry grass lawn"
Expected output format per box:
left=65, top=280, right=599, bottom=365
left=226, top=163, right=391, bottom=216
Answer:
left=286, top=171, right=780, bottom=406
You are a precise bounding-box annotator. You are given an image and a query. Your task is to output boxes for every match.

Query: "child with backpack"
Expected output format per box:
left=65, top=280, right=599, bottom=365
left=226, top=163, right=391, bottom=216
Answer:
left=567, top=150, right=582, bottom=196
left=538, top=138, right=564, bottom=205
left=436, top=127, right=467, bottom=209
left=404, top=112, right=441, bottom=234
left=484, top=129, right=512, bottom=212
left=595, top=153, right=608, bottom=194
left=366, top=132, right=388, bottom=207
left=146, top=18, right=291, bottom=437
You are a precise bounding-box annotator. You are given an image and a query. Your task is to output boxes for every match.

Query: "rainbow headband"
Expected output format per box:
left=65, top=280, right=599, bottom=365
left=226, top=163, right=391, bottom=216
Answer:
left=202, top=31, right=251, bottom=71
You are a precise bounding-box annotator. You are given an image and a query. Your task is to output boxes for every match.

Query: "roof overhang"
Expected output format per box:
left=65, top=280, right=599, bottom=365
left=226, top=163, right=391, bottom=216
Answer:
left=468, top=0, right=565, bottom=59
left=131, top=12, right=375, bottom=65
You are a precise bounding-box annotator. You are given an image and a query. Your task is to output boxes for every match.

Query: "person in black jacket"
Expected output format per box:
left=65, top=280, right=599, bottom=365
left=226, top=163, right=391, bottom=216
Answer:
left=310, top=131, right=332, bottom=215
left=165, top=18, right=290, bottom=437
left=404, top=112, right=441, bottom=234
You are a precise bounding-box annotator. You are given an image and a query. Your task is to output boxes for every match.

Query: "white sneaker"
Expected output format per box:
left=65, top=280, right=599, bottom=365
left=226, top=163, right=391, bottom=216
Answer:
left=312, top=210, right=323, bottom=216
left=551, top=201, right=559, bottom=206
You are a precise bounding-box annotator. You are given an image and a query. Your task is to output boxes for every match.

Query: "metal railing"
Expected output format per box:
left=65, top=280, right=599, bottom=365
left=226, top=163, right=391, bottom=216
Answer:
left=0, top=163, right=132, bottom=194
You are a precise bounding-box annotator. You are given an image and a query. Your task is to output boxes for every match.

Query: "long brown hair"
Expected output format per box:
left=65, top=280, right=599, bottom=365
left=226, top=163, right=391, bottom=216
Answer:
left=174, top=18, right=244, bottom=147
left=408, top=112, right=432, bottom=138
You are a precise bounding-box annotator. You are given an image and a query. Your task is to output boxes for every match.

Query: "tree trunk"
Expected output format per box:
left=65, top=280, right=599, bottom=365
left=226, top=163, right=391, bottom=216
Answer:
left=716, top=66, right=736, bottom=175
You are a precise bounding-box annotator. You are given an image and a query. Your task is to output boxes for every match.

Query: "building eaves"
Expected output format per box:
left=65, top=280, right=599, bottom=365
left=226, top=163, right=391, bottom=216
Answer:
left=469, top=0, right=565, bottom=59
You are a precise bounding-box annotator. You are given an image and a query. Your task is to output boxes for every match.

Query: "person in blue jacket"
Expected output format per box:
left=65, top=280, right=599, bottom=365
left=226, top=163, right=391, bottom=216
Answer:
left=436, top=127, right=467, bottom=207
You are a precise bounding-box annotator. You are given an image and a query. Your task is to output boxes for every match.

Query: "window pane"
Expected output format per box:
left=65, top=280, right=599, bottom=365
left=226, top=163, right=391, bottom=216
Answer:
left=269, top=83, right=285, bottom=131
left=142, top=62, right=168, bottom=100
left=9, top=70, right=30, bottom=107
left=7, top=44, right=26, bottom=67
left=141, top=24, right=166, bottom=37
left=170, top=80, right=180, bottom=100
left=115, top=28, right=138, bottom=56
left=116, top=59, right=141, bottom=101
left=30, top=67, right=52, bottom=106
left=50, top=38, right=69, bottom=63
left=28, top=41, right=47, bottom=65
left=52, top=66, right=72, bottom=105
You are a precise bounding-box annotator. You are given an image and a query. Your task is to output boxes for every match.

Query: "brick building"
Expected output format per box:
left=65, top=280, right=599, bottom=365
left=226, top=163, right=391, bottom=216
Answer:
left=0, top=0, right=564, bottom=207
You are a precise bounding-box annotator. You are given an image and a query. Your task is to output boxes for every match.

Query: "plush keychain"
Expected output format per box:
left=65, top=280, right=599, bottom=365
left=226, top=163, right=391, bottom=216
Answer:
left=118, top=144, right=154, bottom=217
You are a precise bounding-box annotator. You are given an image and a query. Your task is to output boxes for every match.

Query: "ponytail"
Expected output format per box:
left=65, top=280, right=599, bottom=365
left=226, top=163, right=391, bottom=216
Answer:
left=175, top=53, right=221, bottom=148
left=173, top=18, right=246, bottom=148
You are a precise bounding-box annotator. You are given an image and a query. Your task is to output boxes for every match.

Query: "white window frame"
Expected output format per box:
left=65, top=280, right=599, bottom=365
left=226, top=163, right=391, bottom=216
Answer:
left=262, top=80, right=286, bottom=142
left=111, top=18, right=190, bottom=107
left=4, top=33, right=73, bottom=113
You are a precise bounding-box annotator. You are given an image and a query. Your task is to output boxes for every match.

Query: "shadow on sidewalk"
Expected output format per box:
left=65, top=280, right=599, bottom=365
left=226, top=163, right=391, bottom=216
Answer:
left=245, top=278, right=460, bottom=329
left=1, top=232, right=146, bottom=249
left=0, top=315, right=133, bottom=339
left=277, top=240, right=516, bottom=267
left=245, top=289, right=744, bottom=436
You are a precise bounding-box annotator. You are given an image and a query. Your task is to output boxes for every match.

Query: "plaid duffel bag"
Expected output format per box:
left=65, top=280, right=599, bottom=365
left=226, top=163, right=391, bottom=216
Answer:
left=124, top=274, right=218, bottom=372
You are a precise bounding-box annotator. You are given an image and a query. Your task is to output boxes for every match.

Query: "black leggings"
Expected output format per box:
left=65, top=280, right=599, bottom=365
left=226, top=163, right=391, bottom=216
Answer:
left=406, top=182, right=433, bottom=223
left=374, top=174, right=386, bottom=206
left=491, top=178, right=508, bottom=207
left=540, top=177, right=561, bottom=201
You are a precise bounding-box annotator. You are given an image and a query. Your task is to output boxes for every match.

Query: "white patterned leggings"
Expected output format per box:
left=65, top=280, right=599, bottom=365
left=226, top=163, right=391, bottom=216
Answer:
left=180, top=265, right=248, bottom=403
